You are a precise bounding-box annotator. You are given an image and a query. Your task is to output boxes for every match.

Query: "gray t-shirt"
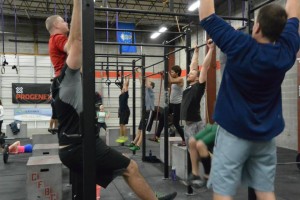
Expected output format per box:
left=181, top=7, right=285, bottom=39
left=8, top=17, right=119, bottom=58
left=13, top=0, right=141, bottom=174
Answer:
left=54, top=66, right=83, bottom=145
left=145, top=87, right=155, bottom=111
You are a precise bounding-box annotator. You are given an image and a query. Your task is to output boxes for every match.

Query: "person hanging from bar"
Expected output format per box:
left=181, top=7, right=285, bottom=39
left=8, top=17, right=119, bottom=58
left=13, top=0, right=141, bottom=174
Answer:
left=180, top=39, right=214, bottom=188
left=168, top=65, right=185, bottom=145
left=199, top=0, right=300, bottom=200
left=116, top=75, right=130, bottom=143
left=0, top=99, right=4, bottom=136
left=51, top=1, right=177, bottom=199
left=129, top=67, right=160, bottom=151
left=45, top=12, right=70, bottom=135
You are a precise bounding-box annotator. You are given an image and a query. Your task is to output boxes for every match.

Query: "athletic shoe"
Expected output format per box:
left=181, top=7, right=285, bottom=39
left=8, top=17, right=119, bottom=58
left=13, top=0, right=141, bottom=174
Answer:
left=116, top=136, right=124, bottom=143
left=122, top=136, right=128, bottom=142
left=129, top=145, right=140, bottom=151
left=128, top=142, right=135, bottom=147
left=187, top=174, right=206, bottom=189
left=156, top=191, right=177, bottom=200
left=116, top=136, right=129, bottom=143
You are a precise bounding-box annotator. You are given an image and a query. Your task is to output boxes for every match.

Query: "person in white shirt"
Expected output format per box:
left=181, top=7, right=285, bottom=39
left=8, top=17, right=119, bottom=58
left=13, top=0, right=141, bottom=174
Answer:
left=0, top=99, right=4, bottom=136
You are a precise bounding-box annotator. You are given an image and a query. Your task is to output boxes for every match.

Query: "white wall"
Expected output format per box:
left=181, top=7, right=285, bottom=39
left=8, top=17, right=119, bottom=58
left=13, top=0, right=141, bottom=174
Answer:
left=0, top=55, right=54, bottom=130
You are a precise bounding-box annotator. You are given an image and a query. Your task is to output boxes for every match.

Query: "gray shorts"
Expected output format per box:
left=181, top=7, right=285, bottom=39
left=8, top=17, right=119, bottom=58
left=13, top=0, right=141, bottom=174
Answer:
left=184, top=121, right=204, bottom=147
left=208, top=126, right=277, bottom=196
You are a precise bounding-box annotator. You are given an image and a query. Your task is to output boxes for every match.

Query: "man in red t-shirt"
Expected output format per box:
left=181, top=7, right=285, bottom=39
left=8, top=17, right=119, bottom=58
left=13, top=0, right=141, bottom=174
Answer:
left=45, top=15, right=70, bottom=77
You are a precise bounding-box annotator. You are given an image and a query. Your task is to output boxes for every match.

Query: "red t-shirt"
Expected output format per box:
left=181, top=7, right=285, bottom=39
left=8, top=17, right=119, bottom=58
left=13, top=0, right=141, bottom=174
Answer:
left=48, top=34, right=68, bottom=77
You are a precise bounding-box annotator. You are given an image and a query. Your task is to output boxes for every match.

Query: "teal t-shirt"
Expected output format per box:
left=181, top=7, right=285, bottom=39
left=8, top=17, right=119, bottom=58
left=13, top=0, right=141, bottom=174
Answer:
left=97, top=111, right=107, bottom=123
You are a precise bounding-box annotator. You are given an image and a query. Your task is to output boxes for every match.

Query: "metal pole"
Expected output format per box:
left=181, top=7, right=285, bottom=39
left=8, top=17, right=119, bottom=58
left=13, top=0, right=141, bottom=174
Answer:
left=141, top=58, right=146, bottom=161
left=185, top=27, right=193, bottom=195
left=132, top=60, right=136, bottom=155
left=163, top=41, right=169, bottom=179
left=82, top=0, right=95, bottom=199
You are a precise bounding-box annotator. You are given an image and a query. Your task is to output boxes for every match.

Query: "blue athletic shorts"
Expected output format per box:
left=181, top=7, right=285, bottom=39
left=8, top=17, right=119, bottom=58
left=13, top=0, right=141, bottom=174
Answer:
left=24, top=144, right=33, bottom=153
left=208, top=126, right=276, bottom=196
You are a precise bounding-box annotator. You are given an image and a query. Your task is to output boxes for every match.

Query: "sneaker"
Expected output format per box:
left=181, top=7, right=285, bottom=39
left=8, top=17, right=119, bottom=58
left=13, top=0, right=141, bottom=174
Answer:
left=3, top=144, right=9, bottom=164
left=116, top=136, right=124, bottom=143
left=128, top=142, right=135, bottom=147
left=122, top=136, right=128, bottom=142
left=156, top=191, right=177, bottom=200
left=187, top=174, right=206, bottom=189
left=129, top=145, right=140, bottom=151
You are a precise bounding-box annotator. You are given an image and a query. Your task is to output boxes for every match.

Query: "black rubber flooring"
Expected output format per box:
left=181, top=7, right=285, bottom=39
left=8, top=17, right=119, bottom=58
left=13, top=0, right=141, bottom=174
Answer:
left=0, top=137, right=299, bottom=200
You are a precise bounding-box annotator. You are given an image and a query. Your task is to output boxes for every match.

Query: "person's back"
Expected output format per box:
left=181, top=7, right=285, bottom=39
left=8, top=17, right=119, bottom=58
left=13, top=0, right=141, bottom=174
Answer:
left=199, top=1, right=300, bottom=200
left=45, top=15, right=69, bottom=77
left=201, top=4, right=300, bottom=141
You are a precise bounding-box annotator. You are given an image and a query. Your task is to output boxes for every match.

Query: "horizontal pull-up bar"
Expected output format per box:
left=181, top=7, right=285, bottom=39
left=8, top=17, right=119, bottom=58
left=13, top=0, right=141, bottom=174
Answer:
left=95, top=41, right=187, bottom=48
left=189, top=40, right=214, bottom=51
left=165, top=34, right=185, bottom=45
left=95, top=68, right=134, bottom=71
left=95, top=54, right=165, bottom=58
left=95, top=7, right=248, bottom=21
left=145, top=71, right=163, bottom=78
left=96, top=54, right=142, bottom=58
left=96, top=65, right=138, bottom=68
left=250, top=0, right=275, bottom=13
left=96, top=61, right=134, bottom=64
left=95, top=28, right=185, bottom=35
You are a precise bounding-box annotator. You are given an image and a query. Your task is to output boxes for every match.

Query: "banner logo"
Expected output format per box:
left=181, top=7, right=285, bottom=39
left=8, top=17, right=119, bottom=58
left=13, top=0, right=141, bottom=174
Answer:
left=12, top=83, right=51, bottom=104
left=117, top=22, right=137, bottom=53
left=16, top=87, right=23, bottom=94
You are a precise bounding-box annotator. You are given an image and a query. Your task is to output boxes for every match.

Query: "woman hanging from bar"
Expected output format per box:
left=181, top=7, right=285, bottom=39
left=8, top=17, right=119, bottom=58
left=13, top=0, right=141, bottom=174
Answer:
left=116, top=76, right=130, bottom=143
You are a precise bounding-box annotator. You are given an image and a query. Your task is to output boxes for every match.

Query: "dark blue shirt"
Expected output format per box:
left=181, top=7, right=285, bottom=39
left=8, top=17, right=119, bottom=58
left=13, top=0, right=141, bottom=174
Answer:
left=201, top=14, right=300, bottom=141
left=119, top=91, right=129, bottom=111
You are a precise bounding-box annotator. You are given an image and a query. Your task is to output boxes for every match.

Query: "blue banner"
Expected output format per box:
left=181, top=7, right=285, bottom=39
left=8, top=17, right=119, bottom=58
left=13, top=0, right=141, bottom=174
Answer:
left=117, top=22, right=136, bottom=53
left=14, top=108, right=52, bottom=121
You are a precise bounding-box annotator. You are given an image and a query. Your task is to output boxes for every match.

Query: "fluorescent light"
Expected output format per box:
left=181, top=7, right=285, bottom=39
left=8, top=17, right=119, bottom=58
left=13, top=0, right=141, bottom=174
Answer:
left=188, top=1, right=200, bottom=12
left=150, top=32, right=161, bottom=39
left=159, top=27, right=167, bottom=33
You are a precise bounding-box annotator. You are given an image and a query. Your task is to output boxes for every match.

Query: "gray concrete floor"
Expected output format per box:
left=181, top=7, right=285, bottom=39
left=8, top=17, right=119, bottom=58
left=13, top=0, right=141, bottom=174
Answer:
left=0, top=137, right=299, bottom=200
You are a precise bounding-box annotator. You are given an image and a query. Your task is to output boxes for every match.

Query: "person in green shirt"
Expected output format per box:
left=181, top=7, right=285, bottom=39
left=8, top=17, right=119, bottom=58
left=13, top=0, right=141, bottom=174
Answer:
left=96, top=104, right=109, bottom=134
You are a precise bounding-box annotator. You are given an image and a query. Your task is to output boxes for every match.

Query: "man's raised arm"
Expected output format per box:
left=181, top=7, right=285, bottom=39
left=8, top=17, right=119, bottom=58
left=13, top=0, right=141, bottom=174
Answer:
left=189, top=46, right=199, bottom=71
left=66, top=0, right=82, bottom=70
left=286, top=0, right=300, bottom=19
left=199, top=0, right=215, bottom=21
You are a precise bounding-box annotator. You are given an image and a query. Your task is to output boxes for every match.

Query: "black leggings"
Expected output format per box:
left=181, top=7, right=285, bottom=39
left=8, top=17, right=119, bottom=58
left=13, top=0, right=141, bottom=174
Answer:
left=0, top=120, right=3, bottom=133
left=169, top=103, right=184, bottom=141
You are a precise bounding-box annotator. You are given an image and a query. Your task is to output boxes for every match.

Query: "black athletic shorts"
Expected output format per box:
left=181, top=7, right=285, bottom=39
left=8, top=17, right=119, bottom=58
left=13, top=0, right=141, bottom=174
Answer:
left=59, top=137, right=131, bottom=188
left=119, top=109, right=130, bottom=125
left=51, top=101, right=57, bottom=119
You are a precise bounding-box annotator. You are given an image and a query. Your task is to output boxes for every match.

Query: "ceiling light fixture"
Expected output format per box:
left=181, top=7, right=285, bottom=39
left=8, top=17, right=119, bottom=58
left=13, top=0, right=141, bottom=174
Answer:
left=150, top=32, right=161, bottom=39
left=188, top=1, right=200, bottom=12
left=159, top=27, right=168, bottom=33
